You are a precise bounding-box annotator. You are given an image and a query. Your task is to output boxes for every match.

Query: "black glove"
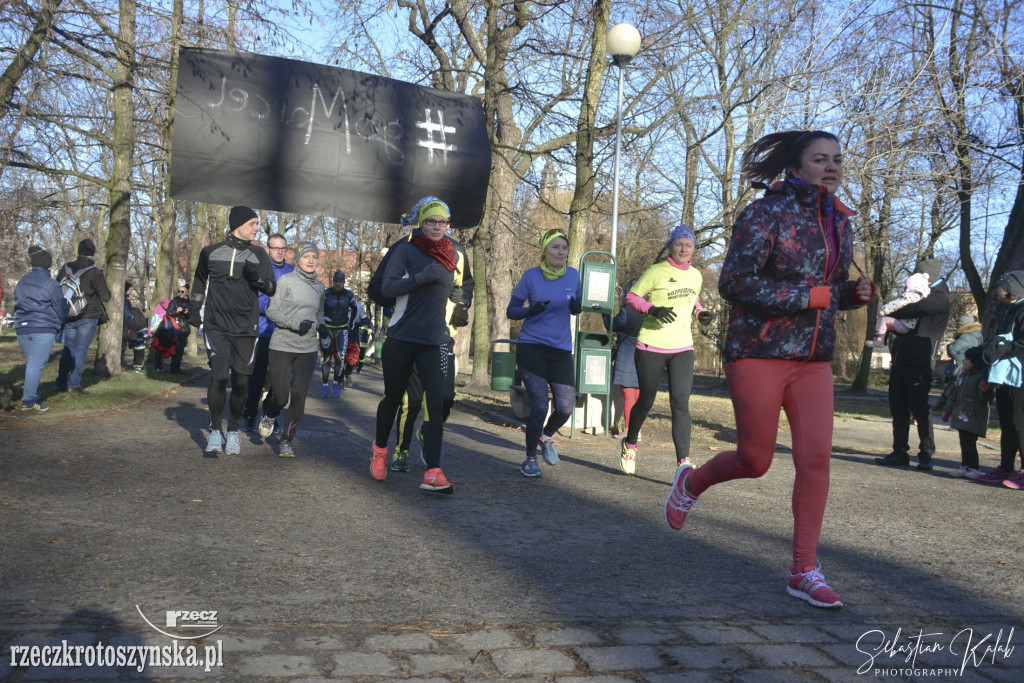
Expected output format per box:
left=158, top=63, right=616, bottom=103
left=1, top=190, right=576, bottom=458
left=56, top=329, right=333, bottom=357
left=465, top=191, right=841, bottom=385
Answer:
left=648, top=306, right=676, bottom=323
left=242, top=261, right=262, bottom=287
left=188, top=306, right=202, bottom=328
left=297, top=319, right=314, bottom=336
left=317, top=323, right=329, bottom=339
left=527, top=300, right=550, bottom=317
left=449, top=286, right=464, bottom=304
left=450, top=304, right=469, bottom=328
left=569, top=297, right=582, bottom=315
left=697, top=310, right=714, bottom=325
left=987, top=334, right=1012, bottom=360
left=414, top=262, right=449, bottom=286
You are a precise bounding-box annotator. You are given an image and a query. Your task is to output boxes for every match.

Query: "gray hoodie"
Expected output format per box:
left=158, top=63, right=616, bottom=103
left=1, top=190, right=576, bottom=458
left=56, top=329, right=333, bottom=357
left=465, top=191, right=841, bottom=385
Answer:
left=267, top=269, right=325, bottom=354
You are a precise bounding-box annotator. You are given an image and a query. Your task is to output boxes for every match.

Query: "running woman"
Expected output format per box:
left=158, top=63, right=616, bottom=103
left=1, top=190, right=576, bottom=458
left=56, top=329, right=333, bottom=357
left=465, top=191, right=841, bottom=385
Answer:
left=370, top=197, right=459, bottom=494
left=662, top=130, right=875, bottom=609
left=618, top=225, right=710, bottom=474
left=258, top=241, right=326, bottom=458
left=506, top=229, right=582, bottom=478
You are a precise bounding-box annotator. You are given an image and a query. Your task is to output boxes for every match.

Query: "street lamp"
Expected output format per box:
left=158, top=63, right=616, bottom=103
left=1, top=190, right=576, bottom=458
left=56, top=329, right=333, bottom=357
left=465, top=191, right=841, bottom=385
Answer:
left=606, top=22, right=641, bottom=260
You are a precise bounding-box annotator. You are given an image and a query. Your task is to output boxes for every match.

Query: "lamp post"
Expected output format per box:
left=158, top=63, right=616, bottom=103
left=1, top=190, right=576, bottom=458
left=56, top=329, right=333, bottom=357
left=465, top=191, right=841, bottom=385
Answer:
left=606, top=22, right=641, bottom=261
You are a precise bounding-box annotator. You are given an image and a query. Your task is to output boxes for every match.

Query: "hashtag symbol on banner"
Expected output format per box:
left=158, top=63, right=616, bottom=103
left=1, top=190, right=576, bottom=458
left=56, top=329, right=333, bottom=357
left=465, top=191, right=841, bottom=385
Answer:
left=416, top=108, right=457, bottom=161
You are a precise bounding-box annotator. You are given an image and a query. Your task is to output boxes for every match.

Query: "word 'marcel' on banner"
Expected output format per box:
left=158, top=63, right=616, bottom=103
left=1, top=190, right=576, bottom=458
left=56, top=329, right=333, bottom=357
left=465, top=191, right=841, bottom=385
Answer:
left=170, top=48, right=491, bottom=228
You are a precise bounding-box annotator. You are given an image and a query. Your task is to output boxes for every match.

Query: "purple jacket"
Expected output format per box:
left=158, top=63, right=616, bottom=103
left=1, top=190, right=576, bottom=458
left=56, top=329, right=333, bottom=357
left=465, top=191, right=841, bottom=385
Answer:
left=720, top=178, right=862, bottom=363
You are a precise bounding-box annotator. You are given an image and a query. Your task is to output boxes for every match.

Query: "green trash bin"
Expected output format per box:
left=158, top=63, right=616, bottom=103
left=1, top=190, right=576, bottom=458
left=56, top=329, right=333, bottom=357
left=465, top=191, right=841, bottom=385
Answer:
left=373, top=340, right=383, bottom=358
left=491, top=339, right=516, bottom=391
left=576, top=332, right=612, bottom=394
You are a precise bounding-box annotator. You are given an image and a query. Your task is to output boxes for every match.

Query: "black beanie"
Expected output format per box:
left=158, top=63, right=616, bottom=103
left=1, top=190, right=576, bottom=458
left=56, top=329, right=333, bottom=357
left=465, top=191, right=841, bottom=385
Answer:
left=28, top=245, right=52, bottom=269
left=964, top=346, right=984, bottom=367
left=78, top=238, right=96, bottom=257
left=229, top=206, right=259, bottom=231
left=998, top=270, right=1024, bottom=300
left=913, top=258, right=941, bottom=283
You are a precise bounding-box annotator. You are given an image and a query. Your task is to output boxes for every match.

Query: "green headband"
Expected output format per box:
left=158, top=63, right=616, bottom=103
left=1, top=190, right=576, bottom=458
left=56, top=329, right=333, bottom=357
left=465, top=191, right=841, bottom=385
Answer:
left=541, top=230, right=567, bottom=252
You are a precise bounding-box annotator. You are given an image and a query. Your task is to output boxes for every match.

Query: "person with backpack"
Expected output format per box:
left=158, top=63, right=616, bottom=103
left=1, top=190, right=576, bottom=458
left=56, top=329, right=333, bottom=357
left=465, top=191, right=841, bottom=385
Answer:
left=15, top=246, right=68, bottom=411
left=189, top=206, right=277, bottom=455
left=369, top=197, right=460, bottom=493
left=55, top=238, right=111, bottom=394
left=385, top=232, right=473, bottom=473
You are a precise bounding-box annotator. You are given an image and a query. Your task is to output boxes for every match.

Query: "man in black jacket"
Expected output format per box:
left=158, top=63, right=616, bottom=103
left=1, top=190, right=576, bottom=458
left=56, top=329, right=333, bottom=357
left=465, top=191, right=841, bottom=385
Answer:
left=190, top=206, right=277, bottom=455
left=876, top=258, right=951, bottom=470
left=56, top=238, right=111, bottom=394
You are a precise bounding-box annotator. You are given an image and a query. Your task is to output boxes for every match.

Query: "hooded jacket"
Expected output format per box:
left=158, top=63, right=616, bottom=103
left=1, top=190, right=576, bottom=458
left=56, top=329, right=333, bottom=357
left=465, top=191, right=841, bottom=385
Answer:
left=719, top=178, right=862, bottom=363
left=14, top=266, right=68, bottom=334
left=947, top=321, right=982, bottom=364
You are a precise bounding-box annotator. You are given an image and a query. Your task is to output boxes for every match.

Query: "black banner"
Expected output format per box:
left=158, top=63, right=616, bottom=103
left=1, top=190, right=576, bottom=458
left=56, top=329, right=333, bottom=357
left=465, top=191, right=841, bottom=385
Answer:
left=170, top=48, right=491, bottom=227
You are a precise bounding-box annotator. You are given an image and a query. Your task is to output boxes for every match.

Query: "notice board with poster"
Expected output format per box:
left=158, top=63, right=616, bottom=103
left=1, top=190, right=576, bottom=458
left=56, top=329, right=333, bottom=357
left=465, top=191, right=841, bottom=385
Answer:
left=170, top=48, right=491, bottom=227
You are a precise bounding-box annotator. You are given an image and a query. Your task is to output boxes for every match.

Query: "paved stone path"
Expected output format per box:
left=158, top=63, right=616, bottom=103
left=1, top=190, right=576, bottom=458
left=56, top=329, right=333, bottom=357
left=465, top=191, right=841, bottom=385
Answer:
left=1, top=368, right=1021, bottom=682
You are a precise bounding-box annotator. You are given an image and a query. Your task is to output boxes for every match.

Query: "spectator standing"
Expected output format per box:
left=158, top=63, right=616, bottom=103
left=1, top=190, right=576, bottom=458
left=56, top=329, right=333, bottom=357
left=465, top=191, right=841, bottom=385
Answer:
left=241, top=233, right=294, bottom=431
left=15, top=246, right=68, bottom=411
left=166, top=286, right=193, bottom=374
left=189, top=206, right=277, bottom=455
left=947, top=314, right=982, bottom=369
left=973, top=271, right=1024, bottom=488
left=55, top=238, right=111, bottom=394
left=941, top=347, right=993, bottom=479
left=875, top=258, right=951, bottom=471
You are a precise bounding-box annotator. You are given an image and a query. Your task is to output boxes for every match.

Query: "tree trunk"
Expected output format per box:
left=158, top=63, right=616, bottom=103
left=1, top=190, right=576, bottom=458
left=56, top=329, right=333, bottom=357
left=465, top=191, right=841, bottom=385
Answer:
left=155, top=0, right=183, bottom=300
left=566, top=0, right=610, bottom=271
left=94, top=0, right=136, bottom=378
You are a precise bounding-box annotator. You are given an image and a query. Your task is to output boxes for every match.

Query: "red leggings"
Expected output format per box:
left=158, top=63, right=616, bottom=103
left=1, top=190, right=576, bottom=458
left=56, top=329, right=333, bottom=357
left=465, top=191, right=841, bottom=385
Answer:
left=687, top=358, right=834, bottom=574
left=622, top=387, right=640, bottom=433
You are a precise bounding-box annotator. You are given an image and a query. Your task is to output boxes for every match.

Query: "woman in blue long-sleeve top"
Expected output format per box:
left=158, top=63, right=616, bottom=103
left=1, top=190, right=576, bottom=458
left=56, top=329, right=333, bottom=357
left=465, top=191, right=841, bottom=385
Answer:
left=506, top=229, right=582, bottom=478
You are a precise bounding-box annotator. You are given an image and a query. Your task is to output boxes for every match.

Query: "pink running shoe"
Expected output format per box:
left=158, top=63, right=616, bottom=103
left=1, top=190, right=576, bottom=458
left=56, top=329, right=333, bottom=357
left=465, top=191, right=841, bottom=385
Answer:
left=370, top=444, right=388, bottom=481
left=664, top=463, right=697, bottom=530
left=1002, top=470, right=1024, bottom=490
left=978, top=467, right=1015, bottom=485
left=420, top=468, right=454, bottom=494
left=788, top=564, right=843, bottom=608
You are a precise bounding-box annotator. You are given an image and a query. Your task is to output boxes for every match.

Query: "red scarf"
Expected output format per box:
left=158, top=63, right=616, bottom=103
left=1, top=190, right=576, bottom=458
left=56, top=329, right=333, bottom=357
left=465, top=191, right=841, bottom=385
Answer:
left=412, top=234, right=459, bottom=272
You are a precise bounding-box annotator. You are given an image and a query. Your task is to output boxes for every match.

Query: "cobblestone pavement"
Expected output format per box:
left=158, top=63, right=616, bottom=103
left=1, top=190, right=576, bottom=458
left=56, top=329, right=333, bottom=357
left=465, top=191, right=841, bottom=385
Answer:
left=1, top=368, right=1021, bottom=682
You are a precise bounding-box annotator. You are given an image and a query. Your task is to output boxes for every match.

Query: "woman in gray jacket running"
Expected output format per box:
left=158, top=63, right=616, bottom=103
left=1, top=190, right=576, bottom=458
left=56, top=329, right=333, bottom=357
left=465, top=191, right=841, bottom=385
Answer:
left=258, top=241, right=326, bottom=458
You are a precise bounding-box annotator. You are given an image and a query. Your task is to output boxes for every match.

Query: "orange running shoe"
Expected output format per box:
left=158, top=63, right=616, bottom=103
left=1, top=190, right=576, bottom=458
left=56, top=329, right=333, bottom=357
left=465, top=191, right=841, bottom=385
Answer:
left=370, top=444, right=388, bottom=481
left=420, top=467, right=454, bottom=494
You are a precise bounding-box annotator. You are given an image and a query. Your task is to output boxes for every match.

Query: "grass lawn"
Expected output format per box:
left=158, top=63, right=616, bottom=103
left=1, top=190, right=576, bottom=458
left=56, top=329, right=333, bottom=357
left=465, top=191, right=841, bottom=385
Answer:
left=0, top=328, right=203, bottom=414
